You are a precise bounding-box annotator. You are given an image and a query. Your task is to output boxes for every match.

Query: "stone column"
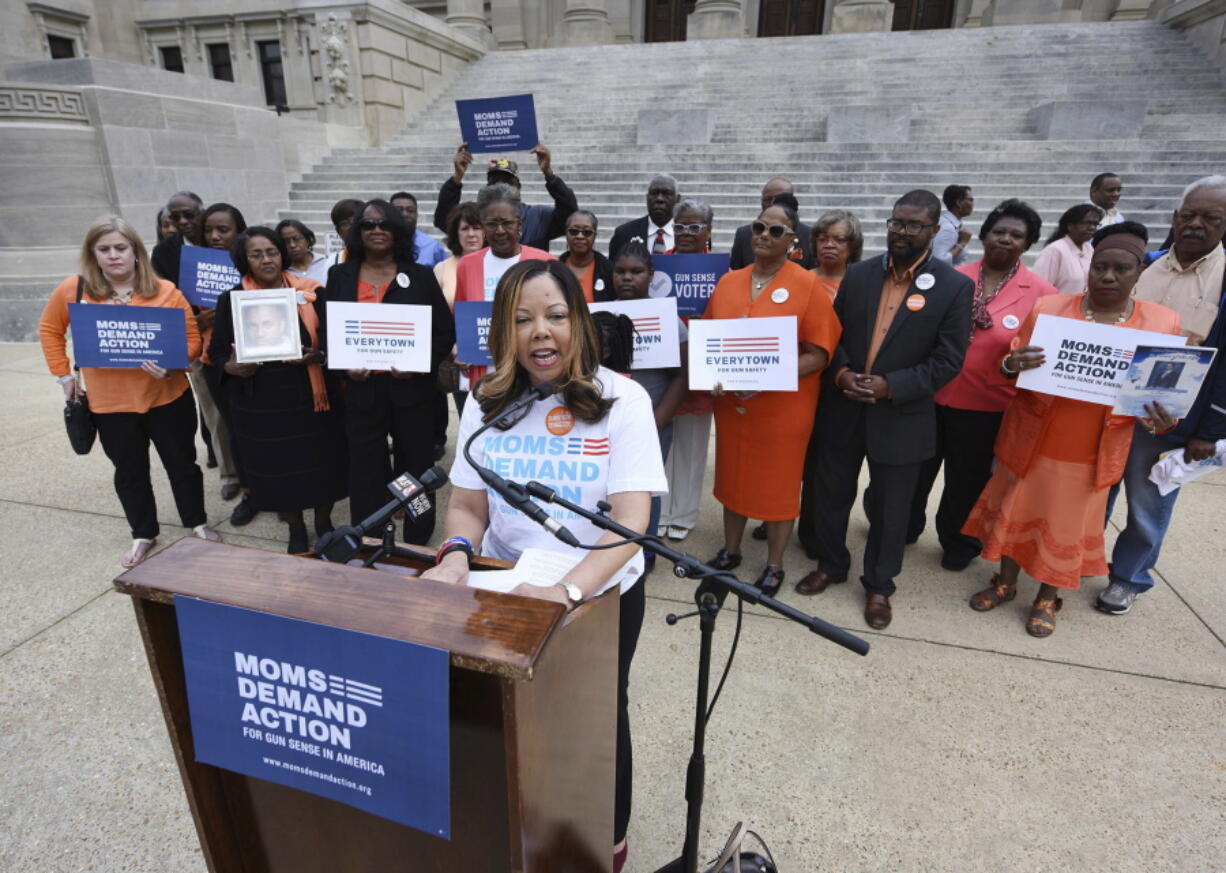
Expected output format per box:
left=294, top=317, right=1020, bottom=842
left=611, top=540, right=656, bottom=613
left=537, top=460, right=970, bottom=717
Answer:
left=554, top=0, right=617, bottom=45
left=829, top=0, right=894, bottom=34
left=446, top=0, right=494, bottom=44
left=687, top=0, right=747, bottom=40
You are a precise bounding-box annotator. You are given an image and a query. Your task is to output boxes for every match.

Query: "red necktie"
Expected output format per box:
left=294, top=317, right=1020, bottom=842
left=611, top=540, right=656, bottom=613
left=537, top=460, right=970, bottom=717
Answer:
left=653, top=228, right=666, bottom=254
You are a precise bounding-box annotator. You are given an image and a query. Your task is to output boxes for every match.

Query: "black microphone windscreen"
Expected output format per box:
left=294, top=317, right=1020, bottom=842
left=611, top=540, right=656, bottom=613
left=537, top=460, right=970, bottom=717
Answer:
left=533, top=382, right=556, bottom=400
left=421, top=465, right=449, bottom=490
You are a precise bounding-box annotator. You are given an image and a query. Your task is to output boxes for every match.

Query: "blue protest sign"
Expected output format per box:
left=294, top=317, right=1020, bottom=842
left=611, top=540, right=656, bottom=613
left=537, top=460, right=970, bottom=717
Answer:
left=455, top=300, right=494, bottom=366
left=175, top=596, right=451, bottom=837
left=179, top=245, right=241, bottom=308
left=652, top=253, right=731, bottom=318
left=68, top=303, right=189, bottom=369
left=455, top=94, right=538, bottom=153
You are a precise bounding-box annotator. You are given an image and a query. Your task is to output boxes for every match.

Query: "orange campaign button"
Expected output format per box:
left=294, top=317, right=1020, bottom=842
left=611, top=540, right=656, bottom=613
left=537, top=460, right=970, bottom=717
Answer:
left=906, top=294, right=926, bottom=312
left=545, top=406, right=575, bottom=435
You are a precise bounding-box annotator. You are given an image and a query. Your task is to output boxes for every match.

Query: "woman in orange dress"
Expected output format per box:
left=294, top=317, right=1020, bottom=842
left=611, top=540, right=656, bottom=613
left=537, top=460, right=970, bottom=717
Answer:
left=705, top=203, right=842, bottom=596
left=809, top=209, right=863, bottom=302
left=962, top=223, right=1180, bottom=637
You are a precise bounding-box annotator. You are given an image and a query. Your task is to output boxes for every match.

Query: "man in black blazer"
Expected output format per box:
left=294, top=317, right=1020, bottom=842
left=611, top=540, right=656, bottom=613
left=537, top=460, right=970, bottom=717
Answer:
left=729, top=178, right=815, bottom=270
left=796, top=190, right=972, bottom=629
left=608, top=174, right=679, bottom=262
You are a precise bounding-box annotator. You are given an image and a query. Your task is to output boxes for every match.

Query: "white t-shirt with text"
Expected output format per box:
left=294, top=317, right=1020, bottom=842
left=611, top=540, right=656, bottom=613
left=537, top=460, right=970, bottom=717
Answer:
left=482, top=250, right=521, bottom=301
left=450, top=368, right=669, bottom=596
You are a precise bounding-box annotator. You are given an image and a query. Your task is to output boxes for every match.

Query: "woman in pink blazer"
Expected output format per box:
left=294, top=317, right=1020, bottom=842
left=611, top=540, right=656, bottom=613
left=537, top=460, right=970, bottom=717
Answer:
left=908, top=199, right=1059, bottom=570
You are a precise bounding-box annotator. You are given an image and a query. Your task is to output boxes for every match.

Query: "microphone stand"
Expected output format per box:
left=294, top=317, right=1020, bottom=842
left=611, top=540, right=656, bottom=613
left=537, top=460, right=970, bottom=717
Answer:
left=523, top=482, right=868, bottom=873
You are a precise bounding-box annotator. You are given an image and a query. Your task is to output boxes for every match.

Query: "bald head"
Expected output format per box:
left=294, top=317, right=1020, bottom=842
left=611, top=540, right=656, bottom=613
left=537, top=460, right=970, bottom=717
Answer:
left=761, top=177, right=794, bottom=211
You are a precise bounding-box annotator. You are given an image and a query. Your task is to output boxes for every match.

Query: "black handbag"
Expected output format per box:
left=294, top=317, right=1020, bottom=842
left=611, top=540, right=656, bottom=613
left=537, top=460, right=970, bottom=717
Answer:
left=63, top=276, right=96, bottom=455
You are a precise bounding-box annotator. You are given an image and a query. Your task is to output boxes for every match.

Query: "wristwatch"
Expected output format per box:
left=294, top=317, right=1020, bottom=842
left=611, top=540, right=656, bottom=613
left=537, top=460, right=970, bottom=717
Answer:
left=555, top=581, right=584, bottom=608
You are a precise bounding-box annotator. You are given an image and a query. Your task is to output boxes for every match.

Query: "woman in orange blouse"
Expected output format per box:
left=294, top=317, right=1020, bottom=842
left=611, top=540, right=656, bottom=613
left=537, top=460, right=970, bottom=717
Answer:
left=705, top=203, right=842, bottom=596
left=963, top=223, right=1180, bottom=637
left=39, top=215, right=219, bottom=568
left=810, top=209, right=863, bottom=302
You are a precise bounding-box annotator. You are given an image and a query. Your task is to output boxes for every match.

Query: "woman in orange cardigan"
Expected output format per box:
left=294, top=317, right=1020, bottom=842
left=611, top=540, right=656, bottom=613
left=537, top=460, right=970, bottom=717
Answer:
left=963, top=223, right=1180, bottom=637
left=39, top=215, right=219, bottom=568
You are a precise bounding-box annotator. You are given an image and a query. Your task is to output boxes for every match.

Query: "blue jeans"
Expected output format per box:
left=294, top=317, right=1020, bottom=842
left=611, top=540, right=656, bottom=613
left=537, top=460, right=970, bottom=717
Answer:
left=1105, top=424, right=1182, bottom=592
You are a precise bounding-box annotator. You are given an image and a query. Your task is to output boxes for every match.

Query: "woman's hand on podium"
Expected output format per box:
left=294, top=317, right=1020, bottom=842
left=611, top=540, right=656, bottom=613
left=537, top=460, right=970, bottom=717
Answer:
left=420, top=550, right=470, bottom=586
left=510, top=582, right=570, bottom=608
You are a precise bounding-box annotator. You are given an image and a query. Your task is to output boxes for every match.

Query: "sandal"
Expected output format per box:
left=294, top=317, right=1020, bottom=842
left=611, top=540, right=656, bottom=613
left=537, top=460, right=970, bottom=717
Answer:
left=756, top=566, right=785, bottom=598
left=194, top=524, right=223, bottom=543
left=121, top=538, right=157, bottom=568
left=708, top=549, right=742, bottom=572
left=969, top=573, right=1016, bottom=612
left=1026, top=596, right=1063, bottom=638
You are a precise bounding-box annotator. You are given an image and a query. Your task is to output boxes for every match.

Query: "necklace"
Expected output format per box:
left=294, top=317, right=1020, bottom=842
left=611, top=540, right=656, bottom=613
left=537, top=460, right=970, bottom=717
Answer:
left=1081, top=296, right=1132, bottom=324
left=751, top=264, right=784, bottom=293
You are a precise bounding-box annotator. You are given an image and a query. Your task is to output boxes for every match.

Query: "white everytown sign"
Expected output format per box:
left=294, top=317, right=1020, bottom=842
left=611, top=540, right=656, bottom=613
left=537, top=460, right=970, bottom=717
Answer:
left=1016, top=313, right=1186, bottom=406
left=687, top=315, right=798, bottom=392
left=326, top=301, right=432, bottom=372
left=589, top=298, right=681, bottom=369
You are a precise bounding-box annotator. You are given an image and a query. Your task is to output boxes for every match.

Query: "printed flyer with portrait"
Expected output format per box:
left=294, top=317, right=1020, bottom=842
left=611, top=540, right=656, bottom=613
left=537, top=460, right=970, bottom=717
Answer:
left=687, top=315, right=798, bottom=392
left=1113, top=344, right=1217, bottom=418
left=231, top=288, right=301, bottom=364
left=326, top=301, right=432, bottom=372
left=1016, top=314, right=1187, bottom=406
left=589, top=297, right=682, bottom=369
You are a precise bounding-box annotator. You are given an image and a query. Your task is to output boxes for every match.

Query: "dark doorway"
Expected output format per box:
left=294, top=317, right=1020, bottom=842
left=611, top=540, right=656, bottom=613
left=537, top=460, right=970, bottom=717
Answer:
left=645, top=0, right=690, bottom=43
left=758, top=0, right=824, bottom=37
left=257, top=40, right=288, bottom=108
left=892, top=0, right=954, bottom=30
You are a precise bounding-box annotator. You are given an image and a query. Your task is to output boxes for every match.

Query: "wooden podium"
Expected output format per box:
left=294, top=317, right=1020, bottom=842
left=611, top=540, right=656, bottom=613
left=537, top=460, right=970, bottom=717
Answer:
left=115, top=537, right=617, bottom=873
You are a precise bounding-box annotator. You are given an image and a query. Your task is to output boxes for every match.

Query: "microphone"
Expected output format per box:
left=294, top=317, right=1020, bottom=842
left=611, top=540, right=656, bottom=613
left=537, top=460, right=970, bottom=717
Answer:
left=462, top=382, right=581, bottom=548
left=316, top=466, right=449, bottom=563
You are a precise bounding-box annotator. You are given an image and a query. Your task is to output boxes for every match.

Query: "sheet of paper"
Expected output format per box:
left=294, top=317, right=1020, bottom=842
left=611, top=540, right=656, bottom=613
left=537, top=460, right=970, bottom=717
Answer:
left=589, top=297, right=681, bottom=369
left=1016, top=314, right=1186, bottom=406
left=1112, top=344, right=1217, bottom=418
left=465, top=547, right=585, bottom=594
left=687, top=315, right=798, bottom=391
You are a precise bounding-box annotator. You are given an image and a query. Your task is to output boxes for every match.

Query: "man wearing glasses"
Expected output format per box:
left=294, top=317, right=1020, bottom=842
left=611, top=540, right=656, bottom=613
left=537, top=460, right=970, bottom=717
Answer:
left=432, top=143, right=578, bottom=252
left=797, top=190, right=973, bottom=630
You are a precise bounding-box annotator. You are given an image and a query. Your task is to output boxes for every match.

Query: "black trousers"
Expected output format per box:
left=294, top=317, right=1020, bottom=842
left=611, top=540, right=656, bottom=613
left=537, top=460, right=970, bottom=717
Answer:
left=616, top=576, right=646, bottom=845
left=810, top=414, right=922, bottom=597
left=94, top=389, right=206, bottom=539
left=909, top=404, right=1003, bottom=565
left=345, top=377, right=437, bottom=544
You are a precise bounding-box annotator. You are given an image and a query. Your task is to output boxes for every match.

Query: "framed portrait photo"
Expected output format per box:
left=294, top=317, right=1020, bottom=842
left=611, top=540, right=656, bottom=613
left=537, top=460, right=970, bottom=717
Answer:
left=231, top=288, right=301, bottom=363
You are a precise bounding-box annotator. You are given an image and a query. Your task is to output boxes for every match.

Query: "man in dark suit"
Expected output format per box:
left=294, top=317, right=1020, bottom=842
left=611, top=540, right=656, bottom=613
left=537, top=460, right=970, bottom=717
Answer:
left=608, top=174, right=680, bottom=262
left=796, top=190, right=973, bottom=629
left=729, top=177, right=815, bottom=270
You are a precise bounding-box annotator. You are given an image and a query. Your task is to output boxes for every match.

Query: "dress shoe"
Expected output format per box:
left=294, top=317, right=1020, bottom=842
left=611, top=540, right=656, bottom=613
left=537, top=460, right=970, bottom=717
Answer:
left=229, top=495, right=257, bottom=526
left=864, top=593, right=892, bottom=629
left=940, top=552, right=974, bottom=572
left=751, top=522, right=767, bottom=541
left=794, top=570, right=848, bottom=596
left=220, top=482, right=241, bottom=501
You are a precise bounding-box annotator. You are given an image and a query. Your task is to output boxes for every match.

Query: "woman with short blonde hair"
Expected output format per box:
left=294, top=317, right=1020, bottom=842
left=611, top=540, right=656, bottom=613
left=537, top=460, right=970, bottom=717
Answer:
left=39, top=215, right=219, bottom=568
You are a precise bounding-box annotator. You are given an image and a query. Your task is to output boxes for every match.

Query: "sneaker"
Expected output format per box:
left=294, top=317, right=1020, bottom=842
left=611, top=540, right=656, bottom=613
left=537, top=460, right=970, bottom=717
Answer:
left=1096, top=582, right=1139, bottom=615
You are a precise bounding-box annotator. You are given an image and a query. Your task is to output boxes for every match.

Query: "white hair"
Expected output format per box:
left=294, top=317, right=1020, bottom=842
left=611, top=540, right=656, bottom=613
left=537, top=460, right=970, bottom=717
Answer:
left=1180, top=175, right=1226, bottom=207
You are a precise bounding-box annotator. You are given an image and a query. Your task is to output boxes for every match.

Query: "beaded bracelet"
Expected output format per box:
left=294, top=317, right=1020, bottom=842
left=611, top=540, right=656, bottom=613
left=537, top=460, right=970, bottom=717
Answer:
left=436, top=535, right=474, bottom=566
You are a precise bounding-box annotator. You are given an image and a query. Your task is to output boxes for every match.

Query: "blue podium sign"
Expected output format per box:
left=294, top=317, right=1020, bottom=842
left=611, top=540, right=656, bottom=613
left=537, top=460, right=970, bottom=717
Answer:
left=68, top=303, right=189, bottom=369
left=455, top=300, right=494, bottom=366
left=179, top=245, right=240, bottom=308
left=175, top=596, right=451, bottom=837
left=652, top=253, right=731, bottom=318
left=456, top=94, right=538, bottom=153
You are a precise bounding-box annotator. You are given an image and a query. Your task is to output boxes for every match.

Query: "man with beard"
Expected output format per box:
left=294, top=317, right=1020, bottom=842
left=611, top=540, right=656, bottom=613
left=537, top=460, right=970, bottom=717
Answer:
left=390, top=191, right=448, bottom=267
left=1098, top=175, right=1226, bottom=615
left=796, top=190, right=972, bottom=630
left=608, top=174, right=680, bottom=261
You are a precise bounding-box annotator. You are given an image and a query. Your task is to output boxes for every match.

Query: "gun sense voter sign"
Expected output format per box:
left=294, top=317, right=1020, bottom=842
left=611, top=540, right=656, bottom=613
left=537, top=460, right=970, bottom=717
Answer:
left=326, top=301, right=433, bottom=372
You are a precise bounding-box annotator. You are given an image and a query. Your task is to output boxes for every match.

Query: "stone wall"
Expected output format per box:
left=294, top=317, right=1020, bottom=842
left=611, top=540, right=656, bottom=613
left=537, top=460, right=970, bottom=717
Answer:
left=1162, top=0, right=1226, bottom=68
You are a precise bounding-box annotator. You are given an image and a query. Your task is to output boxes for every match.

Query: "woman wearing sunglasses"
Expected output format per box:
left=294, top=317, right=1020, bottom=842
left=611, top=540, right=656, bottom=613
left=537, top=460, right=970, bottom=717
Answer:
left=703, top=203, right=842, bottom=596
left=321, top=199, right=456, bottom=545
left=559, top=210, right=613, bottom=302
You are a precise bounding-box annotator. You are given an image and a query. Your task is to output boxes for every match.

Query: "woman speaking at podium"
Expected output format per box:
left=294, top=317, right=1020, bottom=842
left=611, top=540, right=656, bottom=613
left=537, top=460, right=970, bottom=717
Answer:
left=422, top=259, right=667, bottom=872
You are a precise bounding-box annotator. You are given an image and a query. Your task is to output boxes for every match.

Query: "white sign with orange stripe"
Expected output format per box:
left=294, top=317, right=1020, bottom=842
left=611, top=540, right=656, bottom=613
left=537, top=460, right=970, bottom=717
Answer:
left=588, top=297, right=682, bottom=370
left=326, top=301, right=432, bottom=373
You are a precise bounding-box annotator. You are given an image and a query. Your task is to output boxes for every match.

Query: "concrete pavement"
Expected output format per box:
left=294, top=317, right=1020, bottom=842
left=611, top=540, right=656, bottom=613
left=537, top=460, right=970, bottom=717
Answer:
left=1, top=341, right=1222, bottom=873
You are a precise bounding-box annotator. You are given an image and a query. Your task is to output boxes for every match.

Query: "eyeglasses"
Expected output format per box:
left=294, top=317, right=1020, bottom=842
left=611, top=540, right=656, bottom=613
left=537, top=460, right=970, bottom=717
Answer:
left=566, top=227, right=595, bottom=237
left=168, top=210, right=197, bottom=221
left=886, top=218, right=938, bottom=235
left=482, top=219, right=519, bottom=231
left=751, top=221, right=793, bottom=239
left=675, top=223, right=709, bottom=235
left=815, top=234, right=850, bottom=246
left=359, top=219, right=391, bottom=232
left=248, top=249, right=281, bottom=262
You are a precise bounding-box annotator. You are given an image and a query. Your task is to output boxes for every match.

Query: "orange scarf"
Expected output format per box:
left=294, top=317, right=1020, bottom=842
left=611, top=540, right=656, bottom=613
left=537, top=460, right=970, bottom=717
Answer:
left=240, top=273, right=330, bottom=412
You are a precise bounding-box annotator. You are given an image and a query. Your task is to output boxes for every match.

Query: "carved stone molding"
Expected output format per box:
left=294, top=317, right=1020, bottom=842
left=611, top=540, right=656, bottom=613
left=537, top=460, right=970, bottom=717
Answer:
left=318, top=13, right=355, bottom=107
left=0, top=86, right=88, bottom=124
